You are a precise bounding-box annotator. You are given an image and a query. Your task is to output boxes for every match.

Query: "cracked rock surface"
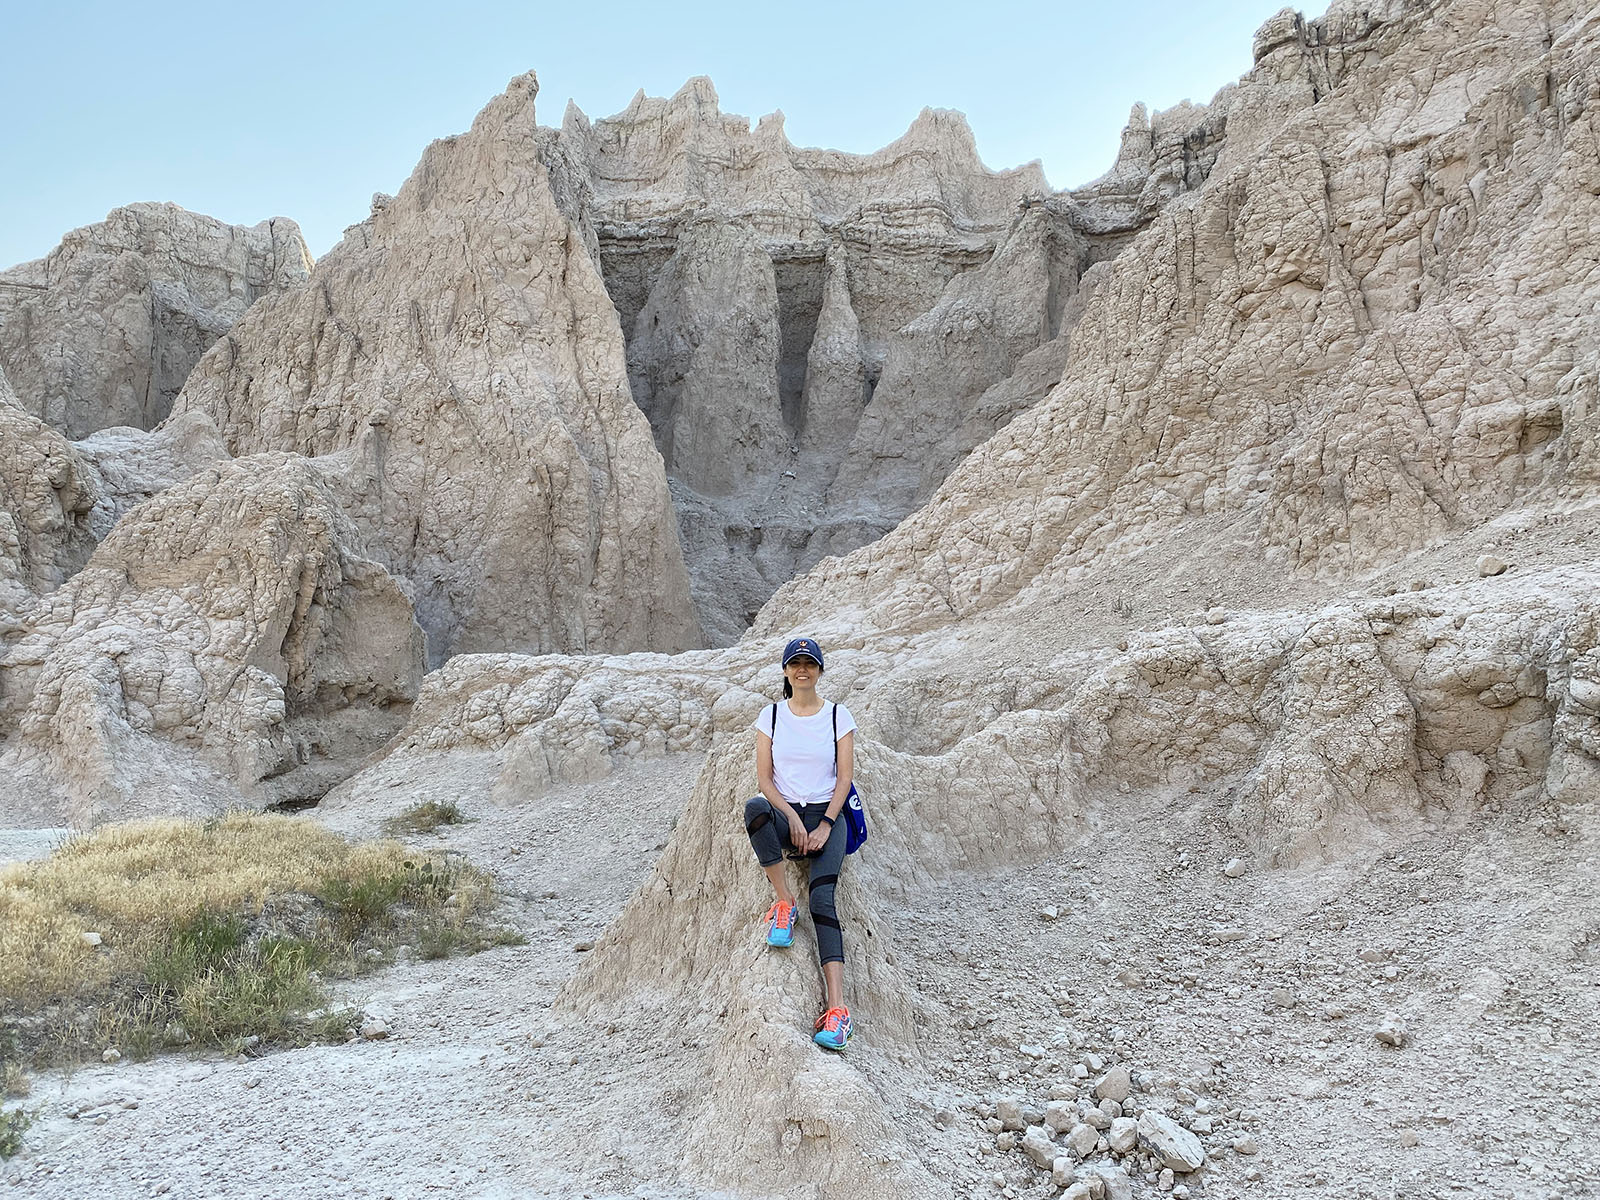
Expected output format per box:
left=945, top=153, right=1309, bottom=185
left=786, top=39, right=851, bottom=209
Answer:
left=0, top=203, right=311, bottom=438
left=4, top=1, right=1600, bottom=1198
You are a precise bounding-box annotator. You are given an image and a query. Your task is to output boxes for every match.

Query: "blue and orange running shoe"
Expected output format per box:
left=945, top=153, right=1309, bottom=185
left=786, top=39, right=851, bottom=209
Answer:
left=813, top=1006, right=852, bottom=1052
left=765, top=899, right=796, bottom=947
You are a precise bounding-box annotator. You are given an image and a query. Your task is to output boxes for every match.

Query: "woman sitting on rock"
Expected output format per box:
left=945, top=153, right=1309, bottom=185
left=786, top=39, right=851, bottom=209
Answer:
left=743, top=637, right=857, bottom=1051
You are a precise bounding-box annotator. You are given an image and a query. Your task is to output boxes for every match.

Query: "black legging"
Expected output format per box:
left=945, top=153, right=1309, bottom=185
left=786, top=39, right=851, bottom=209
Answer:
left=744, top=797, right=847, bottom=965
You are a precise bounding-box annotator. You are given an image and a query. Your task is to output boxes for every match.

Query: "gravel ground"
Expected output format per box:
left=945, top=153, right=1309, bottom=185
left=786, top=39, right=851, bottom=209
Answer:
left=5, top=755, right=1597, bottom=1199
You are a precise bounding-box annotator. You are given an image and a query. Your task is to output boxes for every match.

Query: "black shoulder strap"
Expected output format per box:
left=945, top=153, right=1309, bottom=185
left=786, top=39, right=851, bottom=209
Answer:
left=770, top=703, right=778, bottom=739
left=832, top=702, right=838, bottom=767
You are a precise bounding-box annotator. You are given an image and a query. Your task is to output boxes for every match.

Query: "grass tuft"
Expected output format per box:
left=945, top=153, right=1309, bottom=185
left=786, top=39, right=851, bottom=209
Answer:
left=0, top=1105, right=34, bottom=1159
left=381, top=799, right=468, bottom=836
left=0, top=812, right=516, bottom=1068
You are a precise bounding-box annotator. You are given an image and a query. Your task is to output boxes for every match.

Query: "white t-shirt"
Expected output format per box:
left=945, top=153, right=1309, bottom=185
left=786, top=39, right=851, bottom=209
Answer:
left=750, top=700, right=857, bottom=807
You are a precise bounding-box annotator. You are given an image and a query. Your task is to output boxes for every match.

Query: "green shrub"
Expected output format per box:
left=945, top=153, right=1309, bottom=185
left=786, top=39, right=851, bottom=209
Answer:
left=381, top=800, right=468, bottom=836
left=0, top=1105, right=34, bottom=1159
left=317, top=868, right=407, bottom=936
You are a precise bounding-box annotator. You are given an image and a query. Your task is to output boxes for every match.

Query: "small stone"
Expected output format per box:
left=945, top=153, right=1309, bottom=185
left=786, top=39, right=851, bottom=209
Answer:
left=1138, top=1111, right=1206, bottom=1171
left=1375, top=1015, right=1409, bottom=1047
left=1172, top=1186, right=1191, bottom=1200
left=102, top=1047, right=121, bottom=1063
left=1159, top=1167, right=1175, bottom=1191
left=1045, top=1100, right=1076, bottom=1133
left=1067, top=1122, right=1099, bottom=1158
left=1082, top=1107, right=1112, bottom=1131
left=1039, top=906, right=1060, bottom=921
left=1021, top=1125, right=1057, bottom=1168
left=1079, top=1162, right=1135, bottom=1200
left=360, top=1020, right=390, bottom=1041
left=996, top=1097, right=1026, bottom=1131
left=1400, top=1128, right=1419, bottom=1148
left=1019, top=1042, right=1046, bottom=1059
left=1095, top=1064, right=1132, bottom=1103
left=995, top=1132, right=1016, bottom=1152
left=573, top=940, right=595, bottom=952
left=934, top=1108, right=958, bottom=1129
left=243, top=1076, right=262, bottom=1090
left=1060, top=1177, right=1092, bottom=1199
left=152, top=1183, right=171, bottom=1197
left=1223, top=858, right=1245, bottom=878
left=1189, top=1116, right=1213, bottom=1134
left=80, top=931, right=103, bottom=948
left=1049, top=1082, right=1080, bottom=1101
left=1073, top=1063, right=1090, bottom=1079
left=984, top=1116, right=1004, bottom=1134
left=1232, top=1135, right=1259, bottom=1155
left=1477, top=555, right=1508, bottom=577
left=1099, top=1098, right=1122, bottom=1120
left=1108, top=1116, right=1139, bottom=1154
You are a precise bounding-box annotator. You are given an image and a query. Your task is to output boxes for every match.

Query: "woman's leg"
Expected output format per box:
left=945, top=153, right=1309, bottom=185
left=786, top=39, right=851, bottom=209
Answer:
left=744, top=797, right=796, bottom=904
left=805, top=814, right=849, bottom=1007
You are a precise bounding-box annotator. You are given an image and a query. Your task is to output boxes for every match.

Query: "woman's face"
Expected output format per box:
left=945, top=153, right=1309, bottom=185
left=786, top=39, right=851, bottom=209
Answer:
left=784, top=656, right=820, bottom=688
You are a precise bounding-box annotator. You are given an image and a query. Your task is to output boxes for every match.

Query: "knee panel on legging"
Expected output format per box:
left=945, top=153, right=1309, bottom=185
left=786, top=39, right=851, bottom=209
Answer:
left=744, top=797, right=783, bottom=867
left=809, top=872, right=843, bottom=965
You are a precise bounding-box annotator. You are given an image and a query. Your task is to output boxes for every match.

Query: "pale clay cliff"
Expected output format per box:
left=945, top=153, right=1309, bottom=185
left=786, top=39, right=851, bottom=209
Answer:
left=0, top=203, right=312, bottom=438
left=3, top=0, right=1600, bottom=1197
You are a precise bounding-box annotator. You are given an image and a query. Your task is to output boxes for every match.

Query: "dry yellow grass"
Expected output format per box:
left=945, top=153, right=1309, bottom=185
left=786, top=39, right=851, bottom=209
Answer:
left=2, top=813, right=392, bottom=1006
left=0, top=812, right=505, bottom=1059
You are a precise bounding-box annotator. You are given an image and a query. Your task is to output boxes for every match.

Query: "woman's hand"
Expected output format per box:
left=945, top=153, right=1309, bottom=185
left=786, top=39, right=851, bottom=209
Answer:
left=803, top=823, right=832, bottom=855
left=787, top=811, right=808, bottom=851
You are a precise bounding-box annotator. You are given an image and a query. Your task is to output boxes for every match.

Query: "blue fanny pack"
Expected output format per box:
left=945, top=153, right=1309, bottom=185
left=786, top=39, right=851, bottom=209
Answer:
left=769, top=702, right=867, bottom=855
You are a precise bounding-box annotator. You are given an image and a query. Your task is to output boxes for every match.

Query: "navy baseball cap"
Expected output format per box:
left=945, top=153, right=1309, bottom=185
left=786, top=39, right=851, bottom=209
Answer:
left=782, top=637, right=824, bottom=669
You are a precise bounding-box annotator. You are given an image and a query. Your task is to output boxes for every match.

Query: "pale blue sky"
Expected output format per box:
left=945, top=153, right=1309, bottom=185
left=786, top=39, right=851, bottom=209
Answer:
left=0, top=0, right=1291, bottom=268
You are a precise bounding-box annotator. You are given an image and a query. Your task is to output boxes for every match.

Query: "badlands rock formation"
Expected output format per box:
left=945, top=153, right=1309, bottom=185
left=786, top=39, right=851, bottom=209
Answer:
left=0, top=365, right=100, bottom=607
left=0, top=203, right=311, bottom=437
left=5, top=0, right=1600, bottom=1197
left=762, top=0, right=1600, bottom=640
left=0, top=452, right=423, bottom=827
left=316, top=1, right=1600, bottom=1195
left=549, top=81, right=1207, bottom=643
left=171, top=74, right=700, bottom=666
